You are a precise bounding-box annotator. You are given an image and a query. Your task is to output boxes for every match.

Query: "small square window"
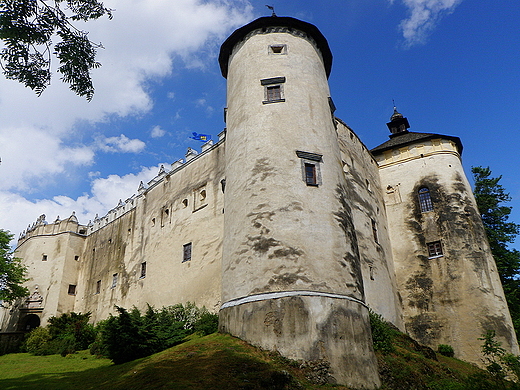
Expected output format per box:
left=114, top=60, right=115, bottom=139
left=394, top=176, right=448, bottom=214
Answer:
left=96, top=280, right=101, bottom=294
left=140, top=262, right=146, bottom=279
left=427, top=241, right=443, bottom=258
left=42, top=254, right=48, bottom=261
left=183, top=243, right=192, bottom=263
left=111, top=273, right=118, bottom=288
left=269, top=44, right=287, bottom=54
left=68, top=284, right=76, bottom=295
left=266, top=85, right=281, bottom=101
left=261, top=77, right=286, bottom=104
left=74, top=255, right=79, bottom=261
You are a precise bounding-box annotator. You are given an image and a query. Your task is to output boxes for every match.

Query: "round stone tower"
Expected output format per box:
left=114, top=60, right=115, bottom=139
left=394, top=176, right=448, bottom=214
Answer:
left=218, top=16, right=380, bottom=388
left=371, top=109, right=519, bottom=366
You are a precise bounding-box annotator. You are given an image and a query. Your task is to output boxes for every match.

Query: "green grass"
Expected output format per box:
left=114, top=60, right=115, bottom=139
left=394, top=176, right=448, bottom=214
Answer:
left=0, top=331, right=517, bottom=390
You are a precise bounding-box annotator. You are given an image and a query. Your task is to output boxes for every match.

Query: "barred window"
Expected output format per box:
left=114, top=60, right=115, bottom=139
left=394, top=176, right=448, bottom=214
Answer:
left=418, top=187, right=434, bottom=212
left=183, top=243, right=192, bottom=263
left=111, top=273, right=118, bottom=288
left=266, top=85, right=281, bottom=101
left=305, top=163, right=317, bottom=186
left=427, top=241, right=443, bottom=258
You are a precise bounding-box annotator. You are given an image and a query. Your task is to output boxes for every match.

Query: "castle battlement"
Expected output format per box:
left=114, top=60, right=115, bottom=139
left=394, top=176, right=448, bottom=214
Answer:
left=17, top=213, right=88, bottom=248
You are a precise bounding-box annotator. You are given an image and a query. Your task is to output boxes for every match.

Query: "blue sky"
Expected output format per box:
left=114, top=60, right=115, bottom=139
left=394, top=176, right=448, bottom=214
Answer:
left=0, top=0, right=519, bottom=249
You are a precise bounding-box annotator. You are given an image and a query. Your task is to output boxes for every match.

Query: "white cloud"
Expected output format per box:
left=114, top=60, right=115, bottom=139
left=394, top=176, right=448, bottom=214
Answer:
left=151, top=125, right=166, bottom=138
left=0, top=0, right=253, bottom=239
left=96, top=134, right=146, bottom=153
left=0, top=165, right=163, bottom=243
left=395, top=0, right=462, bottom=46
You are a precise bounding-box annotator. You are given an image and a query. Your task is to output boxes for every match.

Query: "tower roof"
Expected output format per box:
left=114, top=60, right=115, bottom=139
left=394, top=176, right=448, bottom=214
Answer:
left=219, top=16, right=333, bottom=79
left=370, top=131, right=463, bottom=155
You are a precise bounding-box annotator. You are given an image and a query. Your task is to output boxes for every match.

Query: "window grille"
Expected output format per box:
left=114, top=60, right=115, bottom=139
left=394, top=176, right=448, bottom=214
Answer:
left=427, top=241, right=443, bottom=258
left=418, top=187, right=434, bottom=212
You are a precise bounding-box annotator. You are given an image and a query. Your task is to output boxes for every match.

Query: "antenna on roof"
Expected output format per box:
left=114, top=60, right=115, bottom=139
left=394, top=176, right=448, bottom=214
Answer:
left=266, top=5, right=276, bottom=17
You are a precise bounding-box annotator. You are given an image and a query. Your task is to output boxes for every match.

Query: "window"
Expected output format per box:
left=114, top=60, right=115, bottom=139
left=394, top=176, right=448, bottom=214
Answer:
left=79, top=229, right=86, bottom=234
left=305, top=163, right=317, bottom=186
left=182, top=199, right=188, bottom=208
left=418, top=187, right=434, bottom=212
left=371, top=219, right=378, bottom=243
left=183, top=243, right=192, bottom=263
left=296, top=150, right=323, bottom=186
left=68, top=284, right=76, bottom=295
left=74, top=255, right=79, bottom=261
left=96, top=280, right=101, bottom=294
left=427, top=241, right=443, bottom=258
left=266, top=85, right=281, bottom=101
left=140, top=262, right=146, bottom=279
left=261, top=77, right=285, bottom=104
left=111, top=273, right=118, bottom=288
left=42, top=254, right=47, bottom=261
left=193, top=186, right=208, bottom=211
left=269, top=44, right=287, bottom=54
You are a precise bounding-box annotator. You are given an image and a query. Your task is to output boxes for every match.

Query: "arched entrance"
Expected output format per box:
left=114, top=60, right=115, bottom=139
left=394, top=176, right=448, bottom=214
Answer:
left=19, top=314, right=40, bottom=331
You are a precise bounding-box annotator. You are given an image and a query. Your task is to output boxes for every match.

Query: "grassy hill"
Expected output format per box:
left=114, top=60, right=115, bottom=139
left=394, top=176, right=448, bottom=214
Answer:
left=0, top=331, right=516, bottom=390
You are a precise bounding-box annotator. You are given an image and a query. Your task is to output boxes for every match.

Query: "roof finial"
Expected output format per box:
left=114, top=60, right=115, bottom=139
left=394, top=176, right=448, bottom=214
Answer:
left=266, top=5, right=276, bottom=17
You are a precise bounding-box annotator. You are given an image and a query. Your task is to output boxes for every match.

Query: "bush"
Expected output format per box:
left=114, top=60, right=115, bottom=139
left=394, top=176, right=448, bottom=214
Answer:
left=101, top=305, right=190, bottom=364
left=438, top=344, right=455, bottom=357
left=24, top=327, right=51, bottom=354
left=194, top=311, right=219, bottom=335
left=369, top=309, right=396, bottom=354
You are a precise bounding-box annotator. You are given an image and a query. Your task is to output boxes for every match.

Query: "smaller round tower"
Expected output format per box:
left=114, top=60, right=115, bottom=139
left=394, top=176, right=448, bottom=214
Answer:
left=218, top=16, right=379, bottom=388
left=372, top=109, right=519, bottom=365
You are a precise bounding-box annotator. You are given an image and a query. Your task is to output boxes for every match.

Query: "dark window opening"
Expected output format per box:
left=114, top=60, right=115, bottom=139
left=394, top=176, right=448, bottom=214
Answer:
left=371, top=219, right=378, bottom=243
left=269, top=44, right=286, bottom=54
left=68, top=285, right=76, bottom=295
left=427, top=241, right=443, bottom=258
left=183, top=243, right=192, bottom=263
left=74, top=255, right=79, bottom=261
left=96, top=280, right=101, bottom=294
left=79, top=229, right=86, bottom=234
left=418, top=187, right=434, bottom=212
left=42, top=254, right=47, bottom=261
left=266, top=85, right=281, bottom=101
left=140, top=262, right=146, bottom=279
left=305, top=163, right=317, bottom=186
left=111, top=273, right=118, bottom=288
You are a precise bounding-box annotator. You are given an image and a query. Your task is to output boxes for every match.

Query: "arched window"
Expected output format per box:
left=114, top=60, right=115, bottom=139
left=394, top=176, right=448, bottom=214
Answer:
left=418, top=187, right=434, bottom=212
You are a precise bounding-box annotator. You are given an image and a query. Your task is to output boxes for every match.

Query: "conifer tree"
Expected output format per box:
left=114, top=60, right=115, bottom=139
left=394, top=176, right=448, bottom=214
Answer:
left=472, top=166, right=520, bottom=337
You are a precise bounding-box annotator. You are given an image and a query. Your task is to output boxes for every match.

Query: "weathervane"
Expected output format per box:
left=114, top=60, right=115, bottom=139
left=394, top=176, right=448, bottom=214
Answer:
left=266, top=5, right=276, bottom=17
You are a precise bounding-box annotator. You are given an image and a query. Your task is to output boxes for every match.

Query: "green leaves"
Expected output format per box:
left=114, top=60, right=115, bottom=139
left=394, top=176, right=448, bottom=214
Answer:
left=0, top=229, right=29, bottom=305
left=472, top=166, right=520, bottom=339
left=0, top=0, right=112, bottom=100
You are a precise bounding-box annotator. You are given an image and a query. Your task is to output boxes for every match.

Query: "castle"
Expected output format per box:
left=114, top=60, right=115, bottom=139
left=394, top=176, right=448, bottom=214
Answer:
left=1, top=16, right=518, bottom=388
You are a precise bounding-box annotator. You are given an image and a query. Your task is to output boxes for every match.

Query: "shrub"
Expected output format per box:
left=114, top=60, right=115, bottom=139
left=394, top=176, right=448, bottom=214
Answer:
left=101, top=305, right=190, bottom=364
left=194, top=311, right=219, bottom=335
left=438, top=344, right=455, bottom=357
left=369, top=309, right=396, bottom=354
left=24, top=327, right=51, bottom=354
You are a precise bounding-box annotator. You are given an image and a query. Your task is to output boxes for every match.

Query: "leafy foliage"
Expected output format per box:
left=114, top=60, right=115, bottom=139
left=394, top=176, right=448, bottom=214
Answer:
left=369, top=309, right=396, bottom=354
left=24, top=311, right=95, bottom=356
left=0, top=0, right=112, bottom=100
left=0, top=229, right=28, bottom=304
left=472, top=167, right=520, bottom=337
left=99, top=303, right=217, bottom=364
left=437, top=344, right=455, bottom=357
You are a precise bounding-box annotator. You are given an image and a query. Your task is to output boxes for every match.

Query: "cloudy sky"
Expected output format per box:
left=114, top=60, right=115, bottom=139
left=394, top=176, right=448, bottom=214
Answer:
left=1, top=0, right=519, bottom=249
